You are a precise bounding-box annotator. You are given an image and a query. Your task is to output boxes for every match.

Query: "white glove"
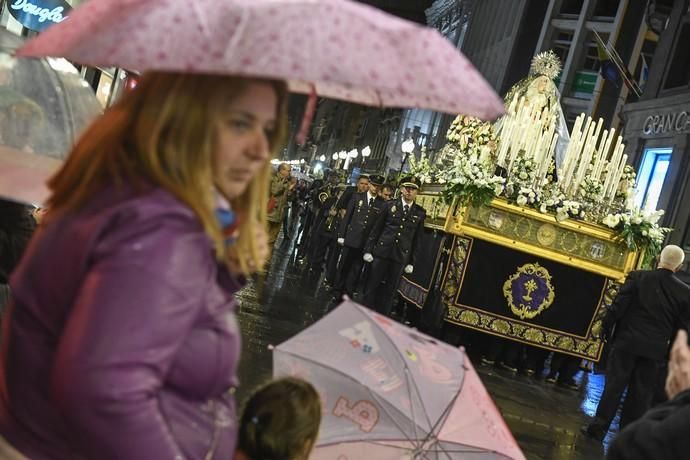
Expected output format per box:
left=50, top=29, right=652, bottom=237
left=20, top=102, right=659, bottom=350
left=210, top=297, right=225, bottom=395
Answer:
left=337, top=238, right=345, bottom=245
left=404, top=265, right=414, bottom=274
left=363, top=253, right=374, bottom=263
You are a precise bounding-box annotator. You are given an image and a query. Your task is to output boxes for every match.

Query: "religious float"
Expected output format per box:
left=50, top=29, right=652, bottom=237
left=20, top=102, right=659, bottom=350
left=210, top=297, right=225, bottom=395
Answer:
left=399, top=51, right=669, bottom=362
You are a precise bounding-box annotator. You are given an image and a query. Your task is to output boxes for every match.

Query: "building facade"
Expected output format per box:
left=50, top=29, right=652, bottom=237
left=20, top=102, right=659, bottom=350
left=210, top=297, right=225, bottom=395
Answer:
left=534, top=0, right=665, bottom=129
left=619, top=0, right=690, bottom=252
left=386, top=0, right=470, bottom=174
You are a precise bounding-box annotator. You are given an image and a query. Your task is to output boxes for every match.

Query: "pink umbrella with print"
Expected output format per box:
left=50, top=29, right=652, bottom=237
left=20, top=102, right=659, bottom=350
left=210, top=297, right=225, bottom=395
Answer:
left=16, top=0, right=504, bottom=140
left=274, top=300, right=525, bottom=459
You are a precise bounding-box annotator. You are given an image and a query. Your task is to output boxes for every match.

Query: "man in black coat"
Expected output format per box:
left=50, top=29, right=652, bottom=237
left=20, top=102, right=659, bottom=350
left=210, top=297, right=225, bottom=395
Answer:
left=307, top=174, right=343, bottom=278
left=333, top=174, right=386, bottom=298
left=582, top=245, right=690, bottom=441
left=362, top=176, right=426, bottom=317
left=606, top=329, right=690, bottom=460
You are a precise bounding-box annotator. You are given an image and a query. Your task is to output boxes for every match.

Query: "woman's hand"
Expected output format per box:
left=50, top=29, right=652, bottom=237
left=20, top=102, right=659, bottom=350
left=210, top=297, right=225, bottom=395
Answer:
left=666, top=330, right=690, bottom=400
left=227, top=224, right=269, bottom=275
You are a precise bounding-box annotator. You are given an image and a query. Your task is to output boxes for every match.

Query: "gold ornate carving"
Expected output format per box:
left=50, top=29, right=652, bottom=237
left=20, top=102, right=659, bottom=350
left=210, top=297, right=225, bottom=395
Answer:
left=537, top=223, right=557, bottom=246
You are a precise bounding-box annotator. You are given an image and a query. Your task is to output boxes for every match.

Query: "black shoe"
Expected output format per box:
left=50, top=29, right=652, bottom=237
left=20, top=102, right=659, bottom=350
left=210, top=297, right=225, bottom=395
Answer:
left=580, top=425, right=604, bottom=442
left=558, top=379, right=579, bottom=391
left=545, top=373, right=557, bottom=384
left=524, top=368, right=535, bottom=377
left=499, top=362, right=518, bottom=374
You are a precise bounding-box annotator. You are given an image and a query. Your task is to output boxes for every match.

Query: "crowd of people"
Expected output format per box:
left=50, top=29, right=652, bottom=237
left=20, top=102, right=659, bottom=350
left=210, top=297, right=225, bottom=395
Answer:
left=264, top=163, right=427, bottom=318
left=0, top=68, right=690, bottom=458
left=261, top=161, right=690, bottom=459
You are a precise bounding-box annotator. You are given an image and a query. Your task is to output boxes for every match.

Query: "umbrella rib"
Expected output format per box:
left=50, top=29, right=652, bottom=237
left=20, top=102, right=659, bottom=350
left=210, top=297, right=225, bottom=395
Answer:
left=189, top=1, right=212, bottom=41
left=415, top=364, right=467, bottom=457
left=362, top=307, right=436, bottom=433
left=402, top=367, right=423, bottom=450
left=424, top=372, right=463, bottom=439
left=366, top=384, right=421, bottom=448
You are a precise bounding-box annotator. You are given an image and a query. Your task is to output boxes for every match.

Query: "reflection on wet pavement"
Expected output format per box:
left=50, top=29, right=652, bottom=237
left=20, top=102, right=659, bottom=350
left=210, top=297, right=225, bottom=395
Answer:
left=235, top=238, right=616, bottom=459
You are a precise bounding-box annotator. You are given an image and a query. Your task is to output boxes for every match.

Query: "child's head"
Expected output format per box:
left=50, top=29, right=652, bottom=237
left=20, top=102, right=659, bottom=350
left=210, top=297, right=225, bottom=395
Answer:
left=238, top=377, right=322, bottom=460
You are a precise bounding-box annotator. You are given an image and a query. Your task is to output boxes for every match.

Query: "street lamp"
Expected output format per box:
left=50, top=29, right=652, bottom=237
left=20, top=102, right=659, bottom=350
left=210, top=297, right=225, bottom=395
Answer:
left=360, top=145, right=371, bottom=169
left=400, top=138, right=415, bottom=173
left=338, top=151, right=348, bottom=160
left=319, top=154, right=326, bottom=162
left=348, top=149, right=359, bottom=158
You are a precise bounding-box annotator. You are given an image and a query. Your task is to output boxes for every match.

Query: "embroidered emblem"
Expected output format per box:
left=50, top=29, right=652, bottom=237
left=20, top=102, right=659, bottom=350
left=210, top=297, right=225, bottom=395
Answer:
left=391, top=205, right=397, bottom=214
left=503, top=262, right=555, bottom=320
left=358, top=199, right=363, bottom=207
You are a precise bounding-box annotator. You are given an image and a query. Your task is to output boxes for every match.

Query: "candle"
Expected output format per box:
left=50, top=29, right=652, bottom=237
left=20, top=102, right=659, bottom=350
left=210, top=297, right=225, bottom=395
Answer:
left=560, top=114, right=583, bottom=184
left=608, top=152, right=628, bottom=204
left=569, top=117, right=594, bottom=196
left=566, top=115, right=592, bottom=193
left=604, top=136, right=623, bottom=198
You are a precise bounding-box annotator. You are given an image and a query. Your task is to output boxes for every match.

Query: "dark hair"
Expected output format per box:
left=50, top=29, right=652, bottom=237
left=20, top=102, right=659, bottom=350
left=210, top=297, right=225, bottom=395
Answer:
left=381, top=184, right=395, bottom=191
left=238, top=377, right=322, bottom=460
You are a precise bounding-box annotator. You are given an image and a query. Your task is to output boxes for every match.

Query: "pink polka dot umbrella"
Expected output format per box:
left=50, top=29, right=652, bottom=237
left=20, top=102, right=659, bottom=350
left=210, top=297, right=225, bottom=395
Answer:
left=17, top=0, right=504, bottom=123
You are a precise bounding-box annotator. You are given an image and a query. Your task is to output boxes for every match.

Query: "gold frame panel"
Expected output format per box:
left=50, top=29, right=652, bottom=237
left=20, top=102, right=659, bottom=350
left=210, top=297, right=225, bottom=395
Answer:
left=442, top=197, right=641, bottom=280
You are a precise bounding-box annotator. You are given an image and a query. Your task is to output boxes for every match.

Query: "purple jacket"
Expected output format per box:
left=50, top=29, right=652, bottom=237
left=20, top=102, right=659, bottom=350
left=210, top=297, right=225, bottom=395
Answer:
left=0, top=186, right=242, bottom=459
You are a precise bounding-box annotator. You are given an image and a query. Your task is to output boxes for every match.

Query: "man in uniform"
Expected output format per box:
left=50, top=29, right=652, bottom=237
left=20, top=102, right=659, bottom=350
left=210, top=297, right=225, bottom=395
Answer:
left=337, top=175, right=371, bottom=214
left=379, top=184, right=394, bottom=201
left=333, top=174, right=386, bottom=299
left=362, top=176, right=426, bottom=317
left=308, top=171, right=344, bottom=281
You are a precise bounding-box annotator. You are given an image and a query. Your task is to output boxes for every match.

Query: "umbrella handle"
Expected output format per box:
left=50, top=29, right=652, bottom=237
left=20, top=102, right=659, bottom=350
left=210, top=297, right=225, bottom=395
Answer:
left=296, top=86, right=317, bottom=145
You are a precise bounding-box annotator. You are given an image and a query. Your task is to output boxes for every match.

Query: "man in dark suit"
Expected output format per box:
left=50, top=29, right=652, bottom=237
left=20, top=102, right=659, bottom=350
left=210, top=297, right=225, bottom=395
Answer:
left=362, top=176, right=426, bottom=317
left=333, top=174, right=386, bottom=299
left=582, top=245, right=690, bottom=441
left=605, top=330, right=690, bottom=460
left=307, top=172, right=343, bottom=277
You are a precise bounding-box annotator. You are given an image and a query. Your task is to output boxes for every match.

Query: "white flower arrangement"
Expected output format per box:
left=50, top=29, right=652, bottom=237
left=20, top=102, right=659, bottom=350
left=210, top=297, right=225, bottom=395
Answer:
left=603, top=208, right=670, bottom=256
left=408, top=149, right=438, bottom=185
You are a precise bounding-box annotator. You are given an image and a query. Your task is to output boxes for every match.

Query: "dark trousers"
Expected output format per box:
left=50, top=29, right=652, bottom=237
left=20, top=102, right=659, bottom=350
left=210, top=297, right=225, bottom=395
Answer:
left=325, top=244, right=341, bottom=283
left=589, top=347, right=661, bottom=436
left=524, top=348, right=549, bottom=374
left=548, top=353, right=580, bottom=382
left=335, top=246, right=363, bottom=297
left=485, top=337, right=521, bottom=367
left=362, top=258, right=405, bottom=317
left=309, top=235, right=335, bottom=272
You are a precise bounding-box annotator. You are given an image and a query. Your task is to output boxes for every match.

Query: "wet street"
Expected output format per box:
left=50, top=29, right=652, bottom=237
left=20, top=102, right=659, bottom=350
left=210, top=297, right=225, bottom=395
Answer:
left=235, top=236, right=616, bottom=459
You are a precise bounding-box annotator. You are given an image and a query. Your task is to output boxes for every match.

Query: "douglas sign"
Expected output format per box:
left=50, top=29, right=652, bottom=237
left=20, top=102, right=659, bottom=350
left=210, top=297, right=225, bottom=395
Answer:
left=7, top=0, right=71, bottom=32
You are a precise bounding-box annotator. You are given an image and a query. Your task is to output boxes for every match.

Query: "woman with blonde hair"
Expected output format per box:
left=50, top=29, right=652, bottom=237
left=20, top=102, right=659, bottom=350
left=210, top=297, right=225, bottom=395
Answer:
left=0, top=71, right=287, bottom=459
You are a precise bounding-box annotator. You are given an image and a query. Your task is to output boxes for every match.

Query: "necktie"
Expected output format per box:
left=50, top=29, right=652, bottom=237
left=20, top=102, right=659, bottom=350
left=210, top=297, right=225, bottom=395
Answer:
left=403, top=204, right=409, bottom=214
left=369, top=197, right=374, bottom=207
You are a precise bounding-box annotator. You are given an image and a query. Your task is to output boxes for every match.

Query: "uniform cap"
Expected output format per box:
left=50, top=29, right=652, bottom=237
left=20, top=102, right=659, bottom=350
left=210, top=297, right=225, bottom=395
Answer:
left=368, top=174, right=385, bottom=185
left=399, top=175, right=421, bottom=190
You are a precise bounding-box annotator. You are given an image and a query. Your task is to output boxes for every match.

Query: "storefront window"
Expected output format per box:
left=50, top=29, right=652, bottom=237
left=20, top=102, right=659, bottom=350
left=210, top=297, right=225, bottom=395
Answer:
left=95, top=72, right=113, bottom=108
left=634, top=147, right=672, bottom=212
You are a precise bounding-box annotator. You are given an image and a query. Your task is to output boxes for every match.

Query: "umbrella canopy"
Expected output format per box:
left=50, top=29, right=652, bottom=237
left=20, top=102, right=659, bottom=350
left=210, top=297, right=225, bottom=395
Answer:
left=274, top=300, right=525, bottom=459
left=16, top=0, right=504, bottom=121
left=0, top=28, right=101, bottom=206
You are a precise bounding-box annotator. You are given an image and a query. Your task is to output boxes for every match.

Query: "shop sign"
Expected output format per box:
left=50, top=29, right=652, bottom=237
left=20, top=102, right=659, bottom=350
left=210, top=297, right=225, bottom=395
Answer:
left=642, top=111, right=690, bottom=137
left=7, top=0, right=71, bottom=32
